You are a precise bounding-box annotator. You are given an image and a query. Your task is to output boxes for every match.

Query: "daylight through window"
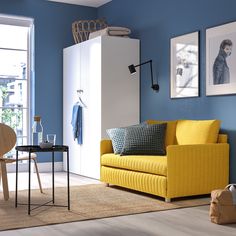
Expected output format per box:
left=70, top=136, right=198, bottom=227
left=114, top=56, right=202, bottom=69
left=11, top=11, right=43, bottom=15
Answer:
left=0, top=15, right=34, bottom=157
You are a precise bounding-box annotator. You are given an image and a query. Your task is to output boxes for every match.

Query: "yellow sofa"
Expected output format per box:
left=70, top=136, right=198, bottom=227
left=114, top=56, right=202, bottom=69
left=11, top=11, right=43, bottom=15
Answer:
left=100, top=120, right=229, bottom=202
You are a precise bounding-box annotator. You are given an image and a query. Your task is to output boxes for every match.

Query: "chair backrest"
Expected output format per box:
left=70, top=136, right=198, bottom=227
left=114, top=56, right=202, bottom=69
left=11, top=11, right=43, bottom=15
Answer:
left=0, top=123, right=17, bottom=157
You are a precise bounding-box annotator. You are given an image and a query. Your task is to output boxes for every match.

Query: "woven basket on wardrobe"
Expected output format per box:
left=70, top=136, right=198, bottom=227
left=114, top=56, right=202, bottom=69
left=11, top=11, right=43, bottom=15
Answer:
left=72, top=18, right=107, bottom=44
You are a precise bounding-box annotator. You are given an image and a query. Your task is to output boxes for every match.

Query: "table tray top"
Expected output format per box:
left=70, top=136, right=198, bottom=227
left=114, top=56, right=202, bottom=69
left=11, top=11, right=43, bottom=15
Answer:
left=15, top=145, right=68, bottom=152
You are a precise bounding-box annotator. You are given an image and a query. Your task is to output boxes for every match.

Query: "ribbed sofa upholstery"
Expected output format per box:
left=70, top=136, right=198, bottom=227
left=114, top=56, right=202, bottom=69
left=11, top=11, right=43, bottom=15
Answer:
left=100, top=120, right=229, bottom=202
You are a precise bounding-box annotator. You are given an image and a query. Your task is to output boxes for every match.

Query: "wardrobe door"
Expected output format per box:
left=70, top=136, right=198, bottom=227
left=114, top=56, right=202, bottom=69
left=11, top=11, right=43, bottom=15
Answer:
left=80, top=37, right=102, bottom=179
left=63, top=44, right=81, bottom=174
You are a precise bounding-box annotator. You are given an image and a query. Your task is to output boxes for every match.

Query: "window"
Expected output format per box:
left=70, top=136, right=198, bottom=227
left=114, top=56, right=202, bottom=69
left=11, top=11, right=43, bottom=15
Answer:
left=0, top=14, right=34, bottom=157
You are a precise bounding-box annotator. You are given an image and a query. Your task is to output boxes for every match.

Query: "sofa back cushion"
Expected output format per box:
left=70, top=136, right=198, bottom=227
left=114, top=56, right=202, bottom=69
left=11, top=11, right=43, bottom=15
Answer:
left=176, top=120, right=221, bottom=145
left=146, top=120, right=177, bottom=146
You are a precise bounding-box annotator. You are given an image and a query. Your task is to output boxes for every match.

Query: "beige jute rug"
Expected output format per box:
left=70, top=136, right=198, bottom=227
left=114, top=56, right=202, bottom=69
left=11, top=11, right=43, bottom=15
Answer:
left=0, top=184, right=210, bottom=231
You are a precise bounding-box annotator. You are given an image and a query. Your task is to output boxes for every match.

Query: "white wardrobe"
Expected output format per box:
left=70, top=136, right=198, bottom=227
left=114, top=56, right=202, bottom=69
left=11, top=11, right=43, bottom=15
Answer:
left=63, top=36, right=140, bottom=179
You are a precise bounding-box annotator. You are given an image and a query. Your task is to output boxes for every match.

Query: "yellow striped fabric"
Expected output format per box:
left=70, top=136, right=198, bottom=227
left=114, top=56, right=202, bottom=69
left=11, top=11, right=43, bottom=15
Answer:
left=101, top=166, right=167, bottom=198
left=101, top=154, right=167, bottom=176
left=218, top=134, right=228, bottom=143
left=176, top=120, right=221, bottom=144
left=100, top=133, right=229, bottom=200
left=100, top=139, right=113, bottom=156
left=166, top=143, right=229, bottom=198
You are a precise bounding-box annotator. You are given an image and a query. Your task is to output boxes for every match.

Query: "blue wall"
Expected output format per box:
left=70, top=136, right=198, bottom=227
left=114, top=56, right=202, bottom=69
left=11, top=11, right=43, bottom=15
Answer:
left=1, top=0, right=236, bottom=181
left=98, top=0, right=236, bottom=182
left=0, top=0, right=97, bottom=162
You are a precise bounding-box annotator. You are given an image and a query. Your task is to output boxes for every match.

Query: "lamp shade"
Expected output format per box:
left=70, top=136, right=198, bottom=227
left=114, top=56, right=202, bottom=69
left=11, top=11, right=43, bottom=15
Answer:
left=128, top=64, right=136, bottom=74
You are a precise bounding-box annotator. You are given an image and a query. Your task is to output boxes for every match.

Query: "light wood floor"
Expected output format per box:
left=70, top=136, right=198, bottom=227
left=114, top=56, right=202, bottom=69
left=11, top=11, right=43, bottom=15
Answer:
left=0, top=172, right=236, bottom=236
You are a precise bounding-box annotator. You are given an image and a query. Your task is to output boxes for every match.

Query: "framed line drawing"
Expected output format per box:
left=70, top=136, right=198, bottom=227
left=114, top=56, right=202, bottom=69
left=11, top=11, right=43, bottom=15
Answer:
left=170, top=31, right=199, bottom=98
left=206, top=21, right=236, bottom=96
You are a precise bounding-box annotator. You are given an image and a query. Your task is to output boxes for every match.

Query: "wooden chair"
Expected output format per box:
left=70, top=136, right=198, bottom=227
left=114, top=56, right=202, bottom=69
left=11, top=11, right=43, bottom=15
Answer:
left=0, top=123, right=43, bottom=200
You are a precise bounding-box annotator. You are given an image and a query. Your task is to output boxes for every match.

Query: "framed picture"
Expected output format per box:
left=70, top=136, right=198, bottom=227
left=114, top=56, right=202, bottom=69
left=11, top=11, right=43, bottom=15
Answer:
left=170, top=31, right=199, bottom=98
left=206, top=21, right=236, bottom=96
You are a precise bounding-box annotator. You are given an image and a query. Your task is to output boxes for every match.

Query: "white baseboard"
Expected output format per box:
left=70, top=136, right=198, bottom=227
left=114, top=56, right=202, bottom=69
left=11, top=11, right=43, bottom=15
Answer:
left=7, top=163, right=31, bottom=173
left=7, top=162, right=63, bottom=173
left=36, top=162, right=63, bottom=172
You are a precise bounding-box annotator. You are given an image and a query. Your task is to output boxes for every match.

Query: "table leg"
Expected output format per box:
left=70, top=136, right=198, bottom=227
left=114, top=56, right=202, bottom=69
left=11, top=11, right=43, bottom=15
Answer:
left=52, top=151, right=55, bottom=204
left=67, top=149, right=70, bottom=210
left=28, top=151, right=31, bottom=215
left=15, top=150, right=18, bottom=207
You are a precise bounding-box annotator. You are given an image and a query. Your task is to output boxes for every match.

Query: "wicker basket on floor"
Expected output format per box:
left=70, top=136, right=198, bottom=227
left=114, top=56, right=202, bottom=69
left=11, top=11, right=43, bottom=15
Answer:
left=72, top=18, right=107, bottom=44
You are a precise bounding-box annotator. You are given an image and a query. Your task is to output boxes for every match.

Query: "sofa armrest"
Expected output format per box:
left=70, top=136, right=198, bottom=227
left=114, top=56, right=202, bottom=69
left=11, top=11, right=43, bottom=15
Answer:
left=166, top=143, right=229, bottom=198
left=100, top=139, right=113, bottom=156
left=218, top=134, right=228, bottom=143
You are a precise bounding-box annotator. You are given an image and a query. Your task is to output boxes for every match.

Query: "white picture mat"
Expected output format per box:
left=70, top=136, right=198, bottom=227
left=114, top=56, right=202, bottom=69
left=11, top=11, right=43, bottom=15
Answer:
left=170, top=31, right=199, bottom=98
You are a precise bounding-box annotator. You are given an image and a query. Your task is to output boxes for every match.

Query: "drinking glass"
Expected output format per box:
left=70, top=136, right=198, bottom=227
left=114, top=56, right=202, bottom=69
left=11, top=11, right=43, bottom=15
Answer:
left=47, top=134, right=56, bottom=145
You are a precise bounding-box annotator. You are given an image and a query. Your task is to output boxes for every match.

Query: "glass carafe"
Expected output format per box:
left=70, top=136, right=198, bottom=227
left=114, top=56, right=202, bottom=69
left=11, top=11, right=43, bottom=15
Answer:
left=32, top=116, right=43, bottom=145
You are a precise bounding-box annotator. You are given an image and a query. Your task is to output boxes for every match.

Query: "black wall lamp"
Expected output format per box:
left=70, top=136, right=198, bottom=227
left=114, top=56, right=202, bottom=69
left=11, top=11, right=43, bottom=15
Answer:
left=128, top=59, right=159, bottom=91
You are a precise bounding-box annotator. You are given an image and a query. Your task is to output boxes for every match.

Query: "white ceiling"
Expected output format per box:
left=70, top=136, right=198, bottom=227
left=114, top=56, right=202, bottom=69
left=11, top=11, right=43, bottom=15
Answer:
left=47, top=0, right=112, bottom=7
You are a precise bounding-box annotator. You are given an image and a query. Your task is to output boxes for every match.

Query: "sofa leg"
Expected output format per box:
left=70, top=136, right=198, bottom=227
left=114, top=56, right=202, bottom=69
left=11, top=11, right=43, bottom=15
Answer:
left=104, top=183, right=109, bottom=187
left=165, top=198, right=171, bottom=203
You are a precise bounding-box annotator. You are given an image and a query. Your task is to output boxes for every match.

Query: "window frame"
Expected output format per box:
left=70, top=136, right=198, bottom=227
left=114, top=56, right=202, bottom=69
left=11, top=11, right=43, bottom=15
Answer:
left=0, top=14, right=34, bottom=148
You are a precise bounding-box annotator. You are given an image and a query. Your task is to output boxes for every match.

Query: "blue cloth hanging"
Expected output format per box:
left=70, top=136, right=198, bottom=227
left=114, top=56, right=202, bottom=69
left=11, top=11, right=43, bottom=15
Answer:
left=71, top=104, right=83, bottom=144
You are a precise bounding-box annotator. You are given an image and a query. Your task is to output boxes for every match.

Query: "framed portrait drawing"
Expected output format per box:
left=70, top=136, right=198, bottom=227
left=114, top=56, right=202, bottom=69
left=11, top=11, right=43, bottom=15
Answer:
left=170, top=31, right=199, bottom=98
left=206, top=21, right=236, bottom=96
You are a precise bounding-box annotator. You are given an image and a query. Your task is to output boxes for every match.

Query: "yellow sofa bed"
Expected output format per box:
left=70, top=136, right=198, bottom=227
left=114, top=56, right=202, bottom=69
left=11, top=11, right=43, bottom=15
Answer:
left=100, top=120, right=229, bottom=202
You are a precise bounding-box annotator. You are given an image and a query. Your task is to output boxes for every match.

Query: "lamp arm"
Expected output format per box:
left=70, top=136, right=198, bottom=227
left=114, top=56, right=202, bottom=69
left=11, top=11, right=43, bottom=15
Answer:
left=149, top=60, right=154, bottom=87
left=130, top=59, right=159, bottom=91
left=134, top=60, right=152, bottom=68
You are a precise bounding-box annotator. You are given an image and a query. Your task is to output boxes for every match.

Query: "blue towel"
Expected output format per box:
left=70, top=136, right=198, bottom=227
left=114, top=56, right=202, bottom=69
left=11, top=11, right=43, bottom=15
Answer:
left=71, top=104, right=83, bottom=144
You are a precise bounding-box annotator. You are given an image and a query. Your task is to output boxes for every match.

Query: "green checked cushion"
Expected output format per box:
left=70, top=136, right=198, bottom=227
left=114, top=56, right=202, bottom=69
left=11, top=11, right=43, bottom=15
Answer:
left=106, top=122, right=147, bottom=154
left=120, top=123, right=167, bottom=156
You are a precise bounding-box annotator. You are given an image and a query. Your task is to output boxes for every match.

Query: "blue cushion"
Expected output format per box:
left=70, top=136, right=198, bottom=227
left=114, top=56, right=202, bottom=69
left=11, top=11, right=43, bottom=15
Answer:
left=106, top=128, right=126, bottom=154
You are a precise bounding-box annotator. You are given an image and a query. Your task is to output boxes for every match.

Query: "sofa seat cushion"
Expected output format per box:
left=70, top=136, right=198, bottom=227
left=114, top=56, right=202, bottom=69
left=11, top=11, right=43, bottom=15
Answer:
left=101, top=153, right=167, bottom=176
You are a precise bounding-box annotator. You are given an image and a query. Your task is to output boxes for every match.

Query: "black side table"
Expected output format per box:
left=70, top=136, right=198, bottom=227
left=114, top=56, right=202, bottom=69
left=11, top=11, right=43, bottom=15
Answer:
left=15, top=145, right=70, bottom=215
